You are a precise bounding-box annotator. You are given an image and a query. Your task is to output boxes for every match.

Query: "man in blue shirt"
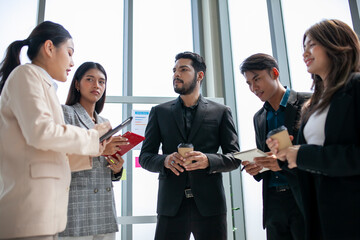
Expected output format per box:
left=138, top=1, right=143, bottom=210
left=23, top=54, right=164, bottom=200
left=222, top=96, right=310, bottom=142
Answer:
left=240, top=53, right=310, bottom=240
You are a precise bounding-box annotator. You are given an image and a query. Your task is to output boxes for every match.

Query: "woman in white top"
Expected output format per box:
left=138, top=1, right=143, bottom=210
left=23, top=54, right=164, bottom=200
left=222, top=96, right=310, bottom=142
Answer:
left=0, top=21, right=110, bottom=240
left=267, top=19, right=360, bottom=240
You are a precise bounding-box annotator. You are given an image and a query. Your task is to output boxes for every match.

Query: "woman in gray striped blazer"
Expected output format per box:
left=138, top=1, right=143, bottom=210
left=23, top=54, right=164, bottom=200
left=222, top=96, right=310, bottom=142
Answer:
left=59, top=62, right=128, bottom=240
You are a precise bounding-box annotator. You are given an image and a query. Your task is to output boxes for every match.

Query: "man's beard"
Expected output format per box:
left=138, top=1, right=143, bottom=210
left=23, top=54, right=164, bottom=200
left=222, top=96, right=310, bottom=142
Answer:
left=174, top=73, right=197, bottom=95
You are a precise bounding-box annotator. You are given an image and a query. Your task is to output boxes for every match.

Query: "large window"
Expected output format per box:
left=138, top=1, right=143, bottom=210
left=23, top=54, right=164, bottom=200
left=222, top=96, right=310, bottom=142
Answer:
left=282, top=0, right=353, bottom=92
left=44, top=0, right=193, bottom=238
left=132, top=0, right=193, bottom=238
left=228, top=0, right=272, bottom=239
left=132, top=0, right=193, bottom=97
left=228, top=1, right=353, bottom=239
left=0, top=0, right=38, bottom=64
left=44, top=0, right=124, bottom=103
left=44, top=1, right=125, bottom=239
left=0, top=1, right=357, bottom=239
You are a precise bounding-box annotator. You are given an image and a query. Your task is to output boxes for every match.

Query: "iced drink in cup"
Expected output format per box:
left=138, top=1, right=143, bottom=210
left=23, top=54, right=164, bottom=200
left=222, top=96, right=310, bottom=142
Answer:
left=267, top=126, right=293, bottom=151
left=177, top=143, right=194, bottom=166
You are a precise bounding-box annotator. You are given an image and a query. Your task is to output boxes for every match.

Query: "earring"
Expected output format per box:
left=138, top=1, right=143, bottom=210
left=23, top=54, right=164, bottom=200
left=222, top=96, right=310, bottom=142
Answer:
left=76, top=88, right=79, bottom=92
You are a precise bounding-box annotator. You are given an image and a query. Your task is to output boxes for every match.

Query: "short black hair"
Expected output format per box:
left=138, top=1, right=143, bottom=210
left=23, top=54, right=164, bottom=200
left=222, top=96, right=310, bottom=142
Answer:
left=175, top=51, right=206, bottom=74
left=240, top=53, right=279, bottom=75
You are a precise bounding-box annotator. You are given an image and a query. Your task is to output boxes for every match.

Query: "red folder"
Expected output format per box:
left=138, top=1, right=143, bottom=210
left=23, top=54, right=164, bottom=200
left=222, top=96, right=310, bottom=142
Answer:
left=106, top=131, right=145, bottom=157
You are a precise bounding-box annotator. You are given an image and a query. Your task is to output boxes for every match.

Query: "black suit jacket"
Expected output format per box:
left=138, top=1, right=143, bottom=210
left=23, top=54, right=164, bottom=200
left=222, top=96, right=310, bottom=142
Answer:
left=139, top=95, right=240, bottom=217
left=295, top=74, right=360, bottom=240
left=253, top=89, right=311, bottom=228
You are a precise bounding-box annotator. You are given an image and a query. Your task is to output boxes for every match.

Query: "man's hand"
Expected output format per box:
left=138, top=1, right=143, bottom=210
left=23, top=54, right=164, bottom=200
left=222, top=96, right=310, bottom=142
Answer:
left=266, top=137, right=299, bottom=169
left=164, top=152, right=185, bottom=176
left=182, top=151, right=209, bottom=171
left=253, top=152, right=281, bottom=172
left=241, top=161, right=263, bottom=176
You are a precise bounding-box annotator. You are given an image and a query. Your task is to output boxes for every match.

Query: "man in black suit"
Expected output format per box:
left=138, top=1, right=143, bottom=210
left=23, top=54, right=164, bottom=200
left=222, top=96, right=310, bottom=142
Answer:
left=240, top=53, right=310, bottom=240
left=139, top=51, right=240, bottom=240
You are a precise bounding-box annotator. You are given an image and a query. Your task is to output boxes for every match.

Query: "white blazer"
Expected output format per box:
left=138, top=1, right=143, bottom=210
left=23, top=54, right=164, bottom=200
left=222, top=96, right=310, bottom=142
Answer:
left=0, top=64, right=99, bottom=238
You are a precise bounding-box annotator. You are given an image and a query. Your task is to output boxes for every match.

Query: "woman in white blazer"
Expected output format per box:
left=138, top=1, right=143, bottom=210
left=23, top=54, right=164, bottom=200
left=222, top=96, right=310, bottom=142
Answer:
left=0, top=21, right=111, bottom=240
left=59, top=62, right=128, bottom=240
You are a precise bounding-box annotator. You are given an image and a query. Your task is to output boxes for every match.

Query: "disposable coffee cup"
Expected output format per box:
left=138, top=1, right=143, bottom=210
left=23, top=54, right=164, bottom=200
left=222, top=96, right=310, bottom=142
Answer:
left=177, top=143, right=194, bottom=157
left=267, top=126, right=293, bottom=151
left=177, top=143, right=194, bottom=165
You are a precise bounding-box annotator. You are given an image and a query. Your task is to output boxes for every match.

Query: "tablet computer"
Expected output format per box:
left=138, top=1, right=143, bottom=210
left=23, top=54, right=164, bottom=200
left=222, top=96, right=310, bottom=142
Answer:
left=99, top=116, right=133, bottom=142
left=104, top=131, right=145, bottom=157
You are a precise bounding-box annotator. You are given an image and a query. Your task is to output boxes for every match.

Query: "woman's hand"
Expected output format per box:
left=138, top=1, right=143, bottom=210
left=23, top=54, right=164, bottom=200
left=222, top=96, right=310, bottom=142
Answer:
left=266, top=137, right=300, bottom=169
left=106, top=153, right=124, bottom=174
left=94, top=121, right=111, bottom=138
left=92, top=137, right=112, bottom=157
left=91, top=122, right=111, bottom=157
left=102, top=135, right=129, bottom=156
left=281, top=145, right=300, bottom=169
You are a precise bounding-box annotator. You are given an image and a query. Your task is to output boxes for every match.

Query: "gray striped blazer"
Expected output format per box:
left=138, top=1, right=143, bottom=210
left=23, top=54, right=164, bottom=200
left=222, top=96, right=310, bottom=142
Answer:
left=59, top=103, right=119, bottom=237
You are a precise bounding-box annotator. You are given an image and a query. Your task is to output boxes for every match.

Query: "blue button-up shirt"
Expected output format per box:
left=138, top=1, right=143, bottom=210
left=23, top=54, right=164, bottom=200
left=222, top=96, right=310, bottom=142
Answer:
left=264, top=88, right=290, bottom=187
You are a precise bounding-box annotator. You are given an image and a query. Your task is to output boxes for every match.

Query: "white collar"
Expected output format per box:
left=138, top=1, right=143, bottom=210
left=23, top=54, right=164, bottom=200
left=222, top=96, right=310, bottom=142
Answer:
left=37, top=66, right=58, bottom=92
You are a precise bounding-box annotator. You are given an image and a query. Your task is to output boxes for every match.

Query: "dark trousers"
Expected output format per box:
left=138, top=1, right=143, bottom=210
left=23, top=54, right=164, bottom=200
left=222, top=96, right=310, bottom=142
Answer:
left=154, top=196, right=227, bottom=240
left=265, top=188, right=305, bottom=240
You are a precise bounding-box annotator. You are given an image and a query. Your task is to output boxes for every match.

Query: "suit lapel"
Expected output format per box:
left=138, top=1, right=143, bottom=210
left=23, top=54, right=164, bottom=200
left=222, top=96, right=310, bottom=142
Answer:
left=324, top=88, right=351, bottom=144
left=284, top=90, right=298, bottom=136
left=171, top=98, right=187, bottom=141
left=257, top=110, right=267, bottom=150
left=72, top=103, right=95, bottom=129
left=188, top=96, right=207, bottom=142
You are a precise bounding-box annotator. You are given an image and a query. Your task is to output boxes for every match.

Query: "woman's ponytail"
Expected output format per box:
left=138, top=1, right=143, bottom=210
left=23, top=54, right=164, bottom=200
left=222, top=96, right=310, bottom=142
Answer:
left=0, top=21, right=71, bottom=95
left=0, top=39, right=28, bottom=94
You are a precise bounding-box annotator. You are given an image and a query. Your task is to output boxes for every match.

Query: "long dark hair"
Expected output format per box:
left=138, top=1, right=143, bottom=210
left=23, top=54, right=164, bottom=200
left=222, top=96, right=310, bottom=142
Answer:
left=0, top=21, right=72, bottom=95
left=302, top=19, right=360, bottom=121
left=65, top=62, right=107, bottom=114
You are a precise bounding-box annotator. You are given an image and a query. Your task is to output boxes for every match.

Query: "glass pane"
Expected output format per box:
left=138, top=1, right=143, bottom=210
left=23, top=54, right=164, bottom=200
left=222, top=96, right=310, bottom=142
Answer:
left=133, top=148, right=158, bottom=217
left=45, top=1, right=124, bottom=236
left=132, top=103, right=159, bottom=239
left=0, top=0, right=38, bottom=64
left=101, top=102, right=123, bottom=229
left=133, top=224, right=156, bottom=239
left=132, top=0, right=193, bottom=97
left=228, top=0, right=272, bottom=239
left=282, top=0, right=352, bottom=92
left=44, top=0, right=124, bottom=104
left=100, top=103, right=124, bottom=240
left=132, top=103, right=159, bottom=216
